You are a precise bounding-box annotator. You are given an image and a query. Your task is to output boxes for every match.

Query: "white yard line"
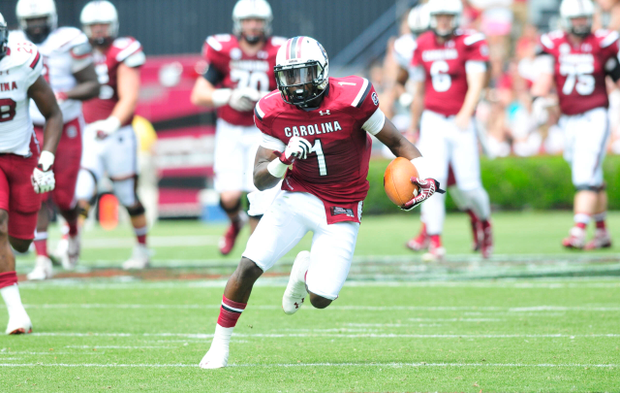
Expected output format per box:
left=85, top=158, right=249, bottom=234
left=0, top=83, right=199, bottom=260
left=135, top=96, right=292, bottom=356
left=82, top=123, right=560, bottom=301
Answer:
left=16, top=279, right=620, bottom=290
left=13, top=304, right=620, bottom=312
left=64, top=345, right=171, bottom=349
left=0, top=362, right=616, bottom=368
left=28, top=332, right=620, bottom=339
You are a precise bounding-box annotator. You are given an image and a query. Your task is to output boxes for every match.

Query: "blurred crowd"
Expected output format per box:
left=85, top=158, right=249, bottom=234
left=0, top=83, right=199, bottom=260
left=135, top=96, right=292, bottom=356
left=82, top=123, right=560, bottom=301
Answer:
left=373, top=0, right=620, bottom=158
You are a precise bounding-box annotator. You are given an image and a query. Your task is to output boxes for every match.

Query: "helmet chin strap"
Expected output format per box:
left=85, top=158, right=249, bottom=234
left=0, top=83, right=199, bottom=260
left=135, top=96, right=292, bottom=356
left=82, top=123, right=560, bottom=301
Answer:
left=242, top=33, right=265, bottom=45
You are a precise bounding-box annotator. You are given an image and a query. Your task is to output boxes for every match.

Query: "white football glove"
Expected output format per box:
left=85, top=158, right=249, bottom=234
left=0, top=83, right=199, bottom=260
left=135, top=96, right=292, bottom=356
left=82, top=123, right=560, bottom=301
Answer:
left=531, top=97, right=555, bottom=127
left=87, top=117, right=121, bottom=140
left=229, top=87, right=261, bottom=112
left=31, top=151, right=55, bottom=194
left=280, top=136, right=313, bottom=165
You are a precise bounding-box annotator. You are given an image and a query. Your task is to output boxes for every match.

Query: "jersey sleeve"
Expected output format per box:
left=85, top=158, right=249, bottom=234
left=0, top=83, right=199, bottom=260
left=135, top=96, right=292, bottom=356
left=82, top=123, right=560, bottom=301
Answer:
left=351, top=79, right=382, bottom=126
left=25, top=48, right=43, bottom=87
left=114, top=38, right=145, bottom=68
left=202, top=35, right=229, bottom=75
left=464, top=33, right=490, bottom=63
left=67, top=33, right=94, bottom=73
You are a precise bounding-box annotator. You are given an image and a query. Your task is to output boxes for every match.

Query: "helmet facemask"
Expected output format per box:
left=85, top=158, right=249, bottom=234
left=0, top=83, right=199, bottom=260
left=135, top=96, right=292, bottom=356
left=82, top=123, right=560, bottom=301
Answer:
left=83, top=23, right=115, bottom=47
left=236, top=18, right=269, bottom=45
left=275, top=61, right=327, bottom=108
left=430, top=13, right=459, bottom=39
left=568, top=16, right=592, bottom=38
left=0, top=23, right=7, bottom=58
left=24, top=16, right=52, bottom=44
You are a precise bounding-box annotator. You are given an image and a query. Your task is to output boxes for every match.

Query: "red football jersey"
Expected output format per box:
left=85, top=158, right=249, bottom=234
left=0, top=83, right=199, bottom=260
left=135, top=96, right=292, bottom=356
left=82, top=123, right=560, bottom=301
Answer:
left=82, top=37, right=145, bottom=125
left=412, top=29, right=490, bottom=116
left=254, top=76, right=380, bottom=222
left=203, top=34, right=286, bottom=126
left=538, top=29, right=619, bottom=115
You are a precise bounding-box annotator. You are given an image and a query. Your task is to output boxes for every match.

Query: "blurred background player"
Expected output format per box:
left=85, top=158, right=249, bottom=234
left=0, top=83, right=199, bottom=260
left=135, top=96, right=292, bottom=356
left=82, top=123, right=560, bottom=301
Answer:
left=0, top=11, right=63, bottom=334
left=409, top=0, right=493, bottom=262
left=75, top=0, right=150, bottom=269
left=531, top=0, right=619, bottom=250
left=383, top=4, right=484, bottom=255
left=190, top=0, right=286, bottom=255
left=12, top=0, right=100, bottom=280
left=199, top=36, right=442, bottom=369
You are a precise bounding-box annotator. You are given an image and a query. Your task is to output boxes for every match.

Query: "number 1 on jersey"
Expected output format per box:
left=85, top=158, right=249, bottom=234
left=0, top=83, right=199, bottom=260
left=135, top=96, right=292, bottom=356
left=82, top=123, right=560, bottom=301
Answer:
left=311, top=139, right=327, bottom=176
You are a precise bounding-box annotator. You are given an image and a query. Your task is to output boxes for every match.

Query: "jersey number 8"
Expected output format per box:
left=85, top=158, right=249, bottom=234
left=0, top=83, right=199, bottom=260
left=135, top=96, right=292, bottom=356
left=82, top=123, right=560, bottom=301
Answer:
left=0, top=98, right=17, bottom=122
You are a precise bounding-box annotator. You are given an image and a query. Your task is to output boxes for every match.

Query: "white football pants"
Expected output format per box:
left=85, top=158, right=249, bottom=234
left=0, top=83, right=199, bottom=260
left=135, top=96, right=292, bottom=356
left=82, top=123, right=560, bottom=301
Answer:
left=417, top=110, right=490, bottom=235
left=243, top=191, right=360, bottom=300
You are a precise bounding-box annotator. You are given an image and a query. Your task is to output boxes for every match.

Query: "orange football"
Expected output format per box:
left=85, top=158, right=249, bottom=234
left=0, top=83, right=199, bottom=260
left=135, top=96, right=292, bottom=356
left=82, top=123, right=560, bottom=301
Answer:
left=383, top=157, right=420, bottom=207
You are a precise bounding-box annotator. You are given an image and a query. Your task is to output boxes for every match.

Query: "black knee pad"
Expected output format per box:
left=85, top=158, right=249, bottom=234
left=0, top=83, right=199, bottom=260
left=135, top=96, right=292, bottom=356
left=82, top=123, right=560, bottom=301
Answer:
left=220, top=198, right=242, bottom=214
left=126, top=202, right=146, bottom=217
left=575, top=183, right=606, bottom=193
left=77, top=204, right=91, bottom=219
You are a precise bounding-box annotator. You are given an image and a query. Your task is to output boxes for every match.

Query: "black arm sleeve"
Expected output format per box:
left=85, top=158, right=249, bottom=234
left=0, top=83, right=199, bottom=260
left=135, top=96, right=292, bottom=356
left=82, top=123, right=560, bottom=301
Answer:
left=203, top=64, right=224, bottom=86
left=607, top=56, right=620, bottom=82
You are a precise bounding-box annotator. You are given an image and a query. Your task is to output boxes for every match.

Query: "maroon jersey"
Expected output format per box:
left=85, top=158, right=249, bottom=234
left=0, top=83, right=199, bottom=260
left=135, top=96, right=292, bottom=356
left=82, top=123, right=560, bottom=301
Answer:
left=412, top=29, right=489, bottom=116
left=203, top=34, right=286, bottom=126
left=254, top=76, right=380, bottom=223
left=538, top=29, right=619, bottom=115
left=82, top=37, right=145, bottom=125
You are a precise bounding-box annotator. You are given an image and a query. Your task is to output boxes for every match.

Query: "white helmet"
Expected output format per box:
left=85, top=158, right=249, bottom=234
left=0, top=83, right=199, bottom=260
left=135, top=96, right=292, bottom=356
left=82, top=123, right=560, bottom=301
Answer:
left=274, top=36, right=329, bottom=107
left=16, top=0, right=57, bottom=43
left=0, top=12, right=7, bottom=58
left=427, top=0, right=462, bottom=38
left=408, top=4, right=430, bottom=35
left=81, top=1, right=119, bottom=45
left=232, top=0, right=273, bottom=43
left=560, top=0, right=594, bottom=38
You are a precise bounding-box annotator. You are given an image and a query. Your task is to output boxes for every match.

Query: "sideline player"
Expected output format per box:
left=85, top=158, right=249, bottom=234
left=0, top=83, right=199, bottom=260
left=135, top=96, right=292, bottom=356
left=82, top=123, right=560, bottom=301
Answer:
left=409, top=0, right=493, bottom=261
left=190, top=0, right=286, bottom=255
left=75, top=0, right=150, bottom=269
left=532, top=0, right=618, bottom=249
left=198, top=36, right=443, bottom=369
left=0, top=12, right=63, bottom=334
left=12, top=0, right=100, bottom=280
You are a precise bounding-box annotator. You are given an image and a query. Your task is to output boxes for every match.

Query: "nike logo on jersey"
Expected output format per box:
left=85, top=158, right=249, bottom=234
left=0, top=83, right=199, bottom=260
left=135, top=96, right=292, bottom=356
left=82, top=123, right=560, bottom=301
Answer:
left=0, top=82, right=18, bottom=92
left=284, top=121, right=342, bottom=138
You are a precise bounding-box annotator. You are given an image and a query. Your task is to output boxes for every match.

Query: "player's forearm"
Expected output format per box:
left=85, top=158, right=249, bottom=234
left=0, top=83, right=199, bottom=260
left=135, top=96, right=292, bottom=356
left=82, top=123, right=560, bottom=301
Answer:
left=388, top=136, right=422, bottom=161
left=65, top=80, right=100, bottom=101
left=410, top=90, right=424, bottom=131
left=41, top=109, right=63, bottom=155
left=111, top=96, right=139, bottom=125
left=458, top=73, right=485, bottom=118
left=253, top=161, right=283, bottom=191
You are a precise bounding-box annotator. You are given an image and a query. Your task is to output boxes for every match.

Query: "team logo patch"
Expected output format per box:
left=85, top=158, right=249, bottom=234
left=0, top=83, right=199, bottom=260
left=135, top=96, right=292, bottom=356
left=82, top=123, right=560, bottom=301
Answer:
left=66, top=125, right=77, bottom=139
left=480, top=44, right=489, bottom=57
left=560, top=43, right=571, bottom=55
left=371, top=92, right=379, bottom=106
left=230, top=48, right=242, bottom=60
left=330, top=206, right=355, bottom=218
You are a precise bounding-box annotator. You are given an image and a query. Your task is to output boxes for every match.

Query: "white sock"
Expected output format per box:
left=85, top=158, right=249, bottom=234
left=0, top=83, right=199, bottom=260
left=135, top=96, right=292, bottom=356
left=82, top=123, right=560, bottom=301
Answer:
left=212, top=324, right=233, bottom=348
left=1, top=284, right=28, bottom=320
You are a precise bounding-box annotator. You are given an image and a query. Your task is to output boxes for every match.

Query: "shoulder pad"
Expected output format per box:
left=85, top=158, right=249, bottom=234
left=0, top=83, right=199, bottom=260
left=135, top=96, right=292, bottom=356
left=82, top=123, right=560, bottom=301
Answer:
left=596, top=29, right=619, bottom=48
left=254, top=90, right=283, bottom=122
left=113, top=38, right=143, bottom=62
left=53, top=27, right=88, bottom=47
left=463, top=32, right=486, bottom=46
left=4, top=40, right=40, bottom=69
left=112, top=37, right=139, bottom=49
left=205, top=34, right=234, bottom=52
left=539, top=33, right=556, bottom=50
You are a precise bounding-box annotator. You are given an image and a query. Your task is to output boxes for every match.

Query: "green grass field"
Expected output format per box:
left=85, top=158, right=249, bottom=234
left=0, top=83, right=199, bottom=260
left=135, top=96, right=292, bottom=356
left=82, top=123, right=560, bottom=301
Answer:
left=1, top=211, right=620, bottom=392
